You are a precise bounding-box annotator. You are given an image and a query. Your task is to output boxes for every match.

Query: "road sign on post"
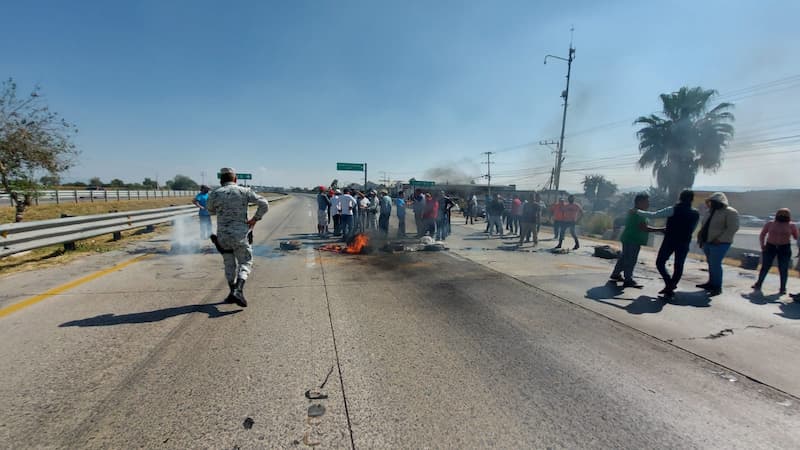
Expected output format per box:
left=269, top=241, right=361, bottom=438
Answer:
left=410, top=180, right=436, bottom=187
left=336, top=162, right=365, bottom=171
left=216, top=173, right=252, bottom=179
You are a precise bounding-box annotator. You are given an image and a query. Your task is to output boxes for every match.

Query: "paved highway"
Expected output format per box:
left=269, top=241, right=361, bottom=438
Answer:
left=0, top=195, right=797, bottom=448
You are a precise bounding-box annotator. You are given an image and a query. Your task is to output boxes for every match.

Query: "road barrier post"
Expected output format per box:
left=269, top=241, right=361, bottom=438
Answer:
left=103, top=190, right=108, bottom=202
left=55, top=190, right=60, bottom=205
left=113, top=231, right=122, bottom=241
left=64, top=242, right=76, bottom=251
left=73, top=190, right=78, bottom=204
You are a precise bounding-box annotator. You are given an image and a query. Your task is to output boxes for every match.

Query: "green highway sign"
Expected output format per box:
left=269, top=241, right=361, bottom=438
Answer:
left=216, top=172, right=252, bottom=180
left=336, top=162, right=365, bottom=171
left=410, top=180, right=435, bottom=187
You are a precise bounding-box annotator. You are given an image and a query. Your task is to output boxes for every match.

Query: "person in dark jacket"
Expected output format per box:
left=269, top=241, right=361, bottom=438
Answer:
left=518, top=193, right=541, bottom=246
left=635, top=189, right=700, bottom=297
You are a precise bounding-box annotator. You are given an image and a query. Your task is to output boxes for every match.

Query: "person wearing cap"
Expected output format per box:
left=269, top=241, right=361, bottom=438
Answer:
left=696, top=192, right=740, bottom=296
left=378, top=190, right=392, bottom=236
left=752, top=208, right=798, bottom=295
left=207, top=168, right=269, bottom=307
left=193, top=185, right=212, bottom=240
left=316, top=186, right=331, bottom=237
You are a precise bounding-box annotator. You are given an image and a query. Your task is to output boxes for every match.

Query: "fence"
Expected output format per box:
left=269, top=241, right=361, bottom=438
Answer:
left=0, top=205, right=197, bottom=257
left=0, top=189, right=199, bottom=206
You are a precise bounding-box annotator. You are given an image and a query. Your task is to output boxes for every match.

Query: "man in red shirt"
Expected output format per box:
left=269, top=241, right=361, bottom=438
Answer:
left=422, top=193, right=439, bottom=237
left=556, top=195, right=583, bottom=250
left=510, top=194, right=523, bottom=235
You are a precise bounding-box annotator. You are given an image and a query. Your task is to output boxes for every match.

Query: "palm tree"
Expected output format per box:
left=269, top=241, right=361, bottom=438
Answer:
left=635, top=87, right=734, bottom=200
left=582, top=174, right=618, bottom=211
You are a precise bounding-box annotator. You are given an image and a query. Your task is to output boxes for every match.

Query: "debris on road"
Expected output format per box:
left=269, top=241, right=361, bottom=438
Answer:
left=307, top=404, right=326, bottom=417
left=243, top=417, right=255, bottom=429
left=706, top=328, right=734, bottom=339
left=594, top=245, right=620, bottom=259
left=280, top=240, right=303, bottom=250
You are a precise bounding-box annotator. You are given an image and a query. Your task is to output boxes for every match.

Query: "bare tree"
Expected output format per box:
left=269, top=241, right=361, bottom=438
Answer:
left=0, top=79, right=78, bottom=221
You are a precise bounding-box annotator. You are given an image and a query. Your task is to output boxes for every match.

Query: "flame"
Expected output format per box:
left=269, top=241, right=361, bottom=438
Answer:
left=344, top=233, right=369, bottom=254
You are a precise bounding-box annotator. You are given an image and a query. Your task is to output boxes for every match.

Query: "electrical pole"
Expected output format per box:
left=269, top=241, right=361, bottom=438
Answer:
left=482, top=151, right=494, bottom=195
left=539, top=140, right=559, bottom=203
left=545, top=28, right=576, bottom=193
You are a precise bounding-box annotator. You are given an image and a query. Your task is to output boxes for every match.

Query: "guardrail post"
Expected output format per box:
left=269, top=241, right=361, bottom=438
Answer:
left=145, top=225, right=155, bottom=232
left=113, top=231, right=122, bottom=241
left=34, top=195, right=39, bottom=206
left=73, top=190, right=78, bottom=203
left=104, top=190, right=108, bottom=202
left=145, top=190, right=149, bottom=199
left=64, top=242, right=76, bottom=251
left=55, top=190, right=60, bottom=205
left=116, top=190, right=120, bottom=201
left=127, top=190, right=130, bottom=200
left=90, top=191, right=94, bottom=202
left=137, top=190, right=140, bottom=200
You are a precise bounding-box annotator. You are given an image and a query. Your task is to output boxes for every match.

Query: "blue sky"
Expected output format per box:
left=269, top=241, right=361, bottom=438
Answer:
left=3, top=0, right=799, bottom=191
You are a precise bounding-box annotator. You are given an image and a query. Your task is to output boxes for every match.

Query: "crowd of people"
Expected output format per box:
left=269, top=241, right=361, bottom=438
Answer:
left=194, top=172, right=798, bottom=308
left=310, top=185, right=798, bottom=300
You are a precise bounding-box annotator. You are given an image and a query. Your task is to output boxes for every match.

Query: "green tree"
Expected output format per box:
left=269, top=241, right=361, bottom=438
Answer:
left=635, top=86, right=734, bottom=200
left=169, top=174, right=198, bottom=190
left=0, top=78, right=78, bottom=221
left=89, top=176, right=103, bottom=187
left=581, top=174, right=618, bottom=211
left=39, top=174, right=61, bottom=187
left=142, top=177, right=157, bottom=189
left=109, top=178, right=125, bottom=188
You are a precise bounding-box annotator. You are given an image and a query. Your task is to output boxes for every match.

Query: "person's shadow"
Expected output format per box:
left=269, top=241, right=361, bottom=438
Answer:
left=777, top=301, right=800, bottom=320
left=741, top=291, right=783, bottom=305
left=59, top=302, right=241, bottom=327
left=585, top=283, right=664, bottom=315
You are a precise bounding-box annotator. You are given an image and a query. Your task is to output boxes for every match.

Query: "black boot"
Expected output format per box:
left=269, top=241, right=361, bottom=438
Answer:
left=224, top=281, right=236, bottom=303
left=233, top=279, right=247, bottom=307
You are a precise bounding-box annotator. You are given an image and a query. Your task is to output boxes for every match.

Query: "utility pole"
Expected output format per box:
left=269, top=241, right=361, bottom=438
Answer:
left=544, top=28, right=576, bottom=193
left=380, top=171, right=391, bottom=186
left=539, top=139, right=559, bottom=203
left=482, top=151, right=494, bottom=195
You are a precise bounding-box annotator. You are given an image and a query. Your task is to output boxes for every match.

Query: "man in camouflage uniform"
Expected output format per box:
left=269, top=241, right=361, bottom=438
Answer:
left=207, top=168, right=269, bottom=307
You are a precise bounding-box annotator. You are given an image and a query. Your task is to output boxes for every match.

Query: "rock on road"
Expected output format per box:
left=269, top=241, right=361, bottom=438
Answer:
left=0, top=195, right=797, bottom=448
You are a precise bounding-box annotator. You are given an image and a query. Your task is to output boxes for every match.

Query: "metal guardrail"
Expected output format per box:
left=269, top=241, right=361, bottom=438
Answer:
left=0, top=189, right=199, bottom=205
left=0, top=205, right=197, bottom=257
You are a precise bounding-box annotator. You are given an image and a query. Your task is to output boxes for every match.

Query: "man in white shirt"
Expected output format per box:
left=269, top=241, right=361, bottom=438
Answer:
left=339, top=188, right=358, bottom=241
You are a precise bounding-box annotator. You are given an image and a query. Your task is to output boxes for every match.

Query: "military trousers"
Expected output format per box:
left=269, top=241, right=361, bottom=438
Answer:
left=217, top=233, right=254, bottom=283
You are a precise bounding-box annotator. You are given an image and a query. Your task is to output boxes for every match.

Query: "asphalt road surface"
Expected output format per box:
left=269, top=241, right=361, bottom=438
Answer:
left=0, top=195, right=797, bottom=449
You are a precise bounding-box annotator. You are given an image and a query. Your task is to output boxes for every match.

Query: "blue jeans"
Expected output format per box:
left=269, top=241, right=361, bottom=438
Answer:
left=341, top=215, right=354, bottom=241
left=703, top=243, right=731, bottom=290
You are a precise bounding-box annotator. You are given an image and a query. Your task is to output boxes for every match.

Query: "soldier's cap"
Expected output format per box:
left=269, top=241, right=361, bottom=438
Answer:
left=219, top=167, right=235, bottom=175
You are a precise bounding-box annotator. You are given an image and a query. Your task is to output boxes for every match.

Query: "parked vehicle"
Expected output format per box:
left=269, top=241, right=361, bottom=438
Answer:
left=739, top=215, right=766, bottom=227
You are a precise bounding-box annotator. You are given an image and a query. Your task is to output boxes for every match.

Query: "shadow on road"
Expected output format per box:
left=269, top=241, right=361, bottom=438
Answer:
left=741, top=291, right=783, bottom=305
left=59, top=302, right=241, bottom=327
left=585, top=283, right=664, bottom=315
left=776, top=301, right=800, bottom=320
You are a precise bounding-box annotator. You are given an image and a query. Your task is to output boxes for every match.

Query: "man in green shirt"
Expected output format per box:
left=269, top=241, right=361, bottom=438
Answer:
left=609, top=193, right=663, bottom=288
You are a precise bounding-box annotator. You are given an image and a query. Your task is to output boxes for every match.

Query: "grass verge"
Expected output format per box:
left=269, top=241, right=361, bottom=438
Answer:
left=1, top=197, right=195, bottom=223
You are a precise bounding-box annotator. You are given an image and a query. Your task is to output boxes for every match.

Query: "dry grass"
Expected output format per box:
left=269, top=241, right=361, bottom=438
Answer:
left=0, top=197, right=195, bottom=223
left=0, top=224, right=172, bottom=275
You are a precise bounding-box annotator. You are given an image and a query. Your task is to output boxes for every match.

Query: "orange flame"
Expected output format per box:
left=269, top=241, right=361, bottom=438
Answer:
left=344, top=233, right=369, bottom=254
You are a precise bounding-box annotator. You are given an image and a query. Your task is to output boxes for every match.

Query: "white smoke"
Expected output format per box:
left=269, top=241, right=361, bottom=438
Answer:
left=170, top=215, right=203, bottom=254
